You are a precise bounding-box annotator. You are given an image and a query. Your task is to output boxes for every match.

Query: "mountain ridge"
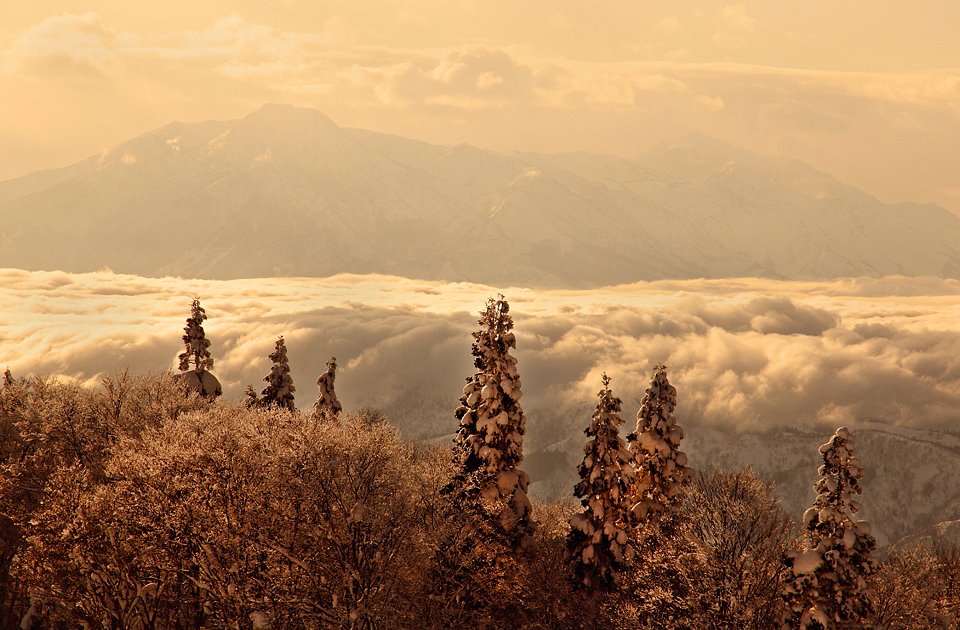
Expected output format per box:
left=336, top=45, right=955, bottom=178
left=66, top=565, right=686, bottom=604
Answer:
left=2, top=103, right=959, bottom=286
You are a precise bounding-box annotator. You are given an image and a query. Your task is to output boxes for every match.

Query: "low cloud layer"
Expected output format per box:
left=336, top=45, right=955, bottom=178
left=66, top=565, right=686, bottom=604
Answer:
left=3, top=269, right=959, bottom=447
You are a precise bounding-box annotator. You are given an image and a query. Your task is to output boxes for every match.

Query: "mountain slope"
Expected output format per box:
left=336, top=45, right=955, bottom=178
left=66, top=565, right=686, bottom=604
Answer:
left=2, top=104, right=959, bottom=285
left=524, top=421, right=960, bottom=547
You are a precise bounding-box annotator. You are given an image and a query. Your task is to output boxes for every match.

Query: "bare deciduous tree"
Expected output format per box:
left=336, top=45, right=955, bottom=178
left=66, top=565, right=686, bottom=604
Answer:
left=682, top=468, right=795, bottom=629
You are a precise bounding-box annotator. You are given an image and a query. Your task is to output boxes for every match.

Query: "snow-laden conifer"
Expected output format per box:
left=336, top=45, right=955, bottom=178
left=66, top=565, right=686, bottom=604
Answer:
left=178, top=298, right=213, bottom=372
left=242, top=385, right=260, bottom=409
left=176, top=298, right=221, bottom=398
left=783, top=427, right=877, bottom=629
left=450, top=295, right=533, bottom=550
left=627, top=363, right=690, bottom=523
left=312, top=356, right=343, bottom=421
left=0, top=366, right=20, bottom=415
left=567, top=373, right=636, bottom=591
left=260, top=337, right=296, bottom=411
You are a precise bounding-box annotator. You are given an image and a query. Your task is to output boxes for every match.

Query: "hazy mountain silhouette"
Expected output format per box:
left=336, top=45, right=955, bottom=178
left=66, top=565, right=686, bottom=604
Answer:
left=2, top=103, right=959, bottom=285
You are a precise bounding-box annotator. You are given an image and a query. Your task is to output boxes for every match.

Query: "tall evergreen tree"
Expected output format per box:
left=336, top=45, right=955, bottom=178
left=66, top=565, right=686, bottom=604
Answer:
left=450, top=295, right=533, bottom=551
left=178, top=298, right=213, bottom=372
left=620, top=364, right=695, bottom=627
left=311, top=357, right=343, bottom=421
left=567, top=373, right=636, bottom=591
left=2, top=368, right=12, bottom=388
left=783, top=427, right=877, bottom=629
left=260, top=337, right=296, bottom=411
left=176, top=298, right=221, bottom=398
left=627, top=363, right=690, bottom=524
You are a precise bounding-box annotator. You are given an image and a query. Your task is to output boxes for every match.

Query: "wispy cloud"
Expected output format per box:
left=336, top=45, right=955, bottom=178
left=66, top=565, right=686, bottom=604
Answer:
left=3, top=12, right=126, bottom=77
left=6, top=14, right=959, bottom=113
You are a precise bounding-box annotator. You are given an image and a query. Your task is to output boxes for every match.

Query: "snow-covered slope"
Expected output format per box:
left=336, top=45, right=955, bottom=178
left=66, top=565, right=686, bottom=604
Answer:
left=524, top=421, right=960, bottom=547
left=2, top=104, right=959, bottom=285
left=684, top=424, right=960, bottom=547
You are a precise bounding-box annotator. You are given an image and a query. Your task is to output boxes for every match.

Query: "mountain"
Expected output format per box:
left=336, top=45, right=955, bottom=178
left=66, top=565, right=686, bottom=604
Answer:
left=522, top=419, right=960, bottom=547
left=2, top=103, right=960, bottom=285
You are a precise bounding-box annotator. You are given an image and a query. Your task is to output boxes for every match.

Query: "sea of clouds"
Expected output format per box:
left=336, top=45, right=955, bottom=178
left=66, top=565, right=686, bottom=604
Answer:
left=3, top=268, right=960, bottom=447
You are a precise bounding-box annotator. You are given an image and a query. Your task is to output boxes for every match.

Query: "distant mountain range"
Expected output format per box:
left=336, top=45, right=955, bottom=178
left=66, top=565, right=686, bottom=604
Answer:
left=2, top=103, right=959, bottom=285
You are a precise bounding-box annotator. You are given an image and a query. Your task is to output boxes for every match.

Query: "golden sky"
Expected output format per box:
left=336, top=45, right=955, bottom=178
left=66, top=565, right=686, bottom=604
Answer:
left=2, top=1, right=960, bottom=211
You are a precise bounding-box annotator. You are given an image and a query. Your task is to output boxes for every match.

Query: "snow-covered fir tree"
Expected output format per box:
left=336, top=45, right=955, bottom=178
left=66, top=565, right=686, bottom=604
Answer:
left=627, top=363, right=690, bottom=524
left=178, top=298, right=213, bottom=372
left=311, top=356, right=343, bottom=421
left=567, top=373, right=636, bottom=591
left=783, top=427, right=877, bottom=629
left=450, top=295, right=533, bottom=551
left=0, top=366, right=20, bottom=415
left=242, top=384, right=260, bottom=409
left=176, top=298, right=221, bottom=398
left=260, top=336, right=296, bottom=411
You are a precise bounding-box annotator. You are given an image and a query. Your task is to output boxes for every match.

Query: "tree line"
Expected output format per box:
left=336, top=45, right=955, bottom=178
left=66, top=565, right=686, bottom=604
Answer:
left=0, top=296, right=957, bottom=628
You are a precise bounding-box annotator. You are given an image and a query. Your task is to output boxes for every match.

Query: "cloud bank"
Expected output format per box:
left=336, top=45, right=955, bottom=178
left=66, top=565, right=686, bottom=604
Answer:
left=2, top=269, right=959, bottom=448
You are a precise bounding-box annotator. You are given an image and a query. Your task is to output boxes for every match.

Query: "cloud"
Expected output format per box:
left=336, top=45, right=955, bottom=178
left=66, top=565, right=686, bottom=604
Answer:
left=712, top=4, right=757, bottom=49
left=4, top=13, right=960, bottom=119
left=21, top=13, right=954, bottom=116
left=657, top=17, right=681, bottom=34
left=694, top=94, right=725, bottom=112
left=721, top=4, right=757, bottom=32
left=344, top=46, right=538, bottom=108
left=475, top=71, right=503, bottom=89
left=2, top=270, right=959, bottom=447
left=3, top=12, right=125, bottom=77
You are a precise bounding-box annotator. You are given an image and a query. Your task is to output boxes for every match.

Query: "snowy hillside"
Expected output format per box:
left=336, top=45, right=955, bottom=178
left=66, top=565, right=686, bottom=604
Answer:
left=525, top=421, right=960, bottom=547
left=1, top=104, right=959, bottom=285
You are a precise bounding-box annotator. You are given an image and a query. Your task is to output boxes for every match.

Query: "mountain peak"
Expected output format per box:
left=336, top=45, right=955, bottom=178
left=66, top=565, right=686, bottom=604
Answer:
left=240, top=103, right=338, bottom=130
left=645, top=132, right=758, bottom=162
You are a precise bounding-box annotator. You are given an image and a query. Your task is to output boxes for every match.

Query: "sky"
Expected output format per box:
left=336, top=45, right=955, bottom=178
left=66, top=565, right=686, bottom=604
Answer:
left=1, top=2, right=960, bottom=212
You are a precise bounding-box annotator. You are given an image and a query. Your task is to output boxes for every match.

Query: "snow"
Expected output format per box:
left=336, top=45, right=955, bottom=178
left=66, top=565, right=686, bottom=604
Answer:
left=497, top=470, right=519, bottom=494
left=791, top=549, right=822, bottom=575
